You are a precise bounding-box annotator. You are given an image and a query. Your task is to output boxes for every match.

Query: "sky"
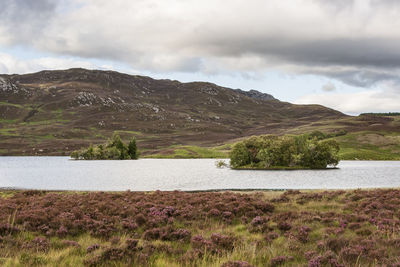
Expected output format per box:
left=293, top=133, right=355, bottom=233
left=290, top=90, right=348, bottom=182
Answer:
left=1, top=0, right=400, bottom=115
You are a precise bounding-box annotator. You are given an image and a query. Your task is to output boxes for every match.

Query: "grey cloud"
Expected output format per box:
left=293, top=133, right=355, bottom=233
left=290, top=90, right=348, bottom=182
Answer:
left=322, top=82, right=336, bottom=92
left=1, top=0, right=400, bottom=90
left=0, top=0, right=56, bottom=43
left=308, top=68, right=400, bottom=88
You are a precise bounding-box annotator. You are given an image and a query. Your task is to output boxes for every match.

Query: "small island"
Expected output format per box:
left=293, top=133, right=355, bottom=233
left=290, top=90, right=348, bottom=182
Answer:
left=230, top=132, right=340, bottom=169
left=70, top=134, right=139, bottom=160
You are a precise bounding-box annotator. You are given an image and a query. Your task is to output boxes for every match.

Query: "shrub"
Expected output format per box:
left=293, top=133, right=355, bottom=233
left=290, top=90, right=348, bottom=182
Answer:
left=125, top=238, right=139, bottom=250
left=270, top=256, right=291, bottom=266
left=297, top=226, right=311, bottom=243
left=0, top=223, right=20, bottom=235
left=210, top=233, right=235, bottom=250
left=56, top=225, right=68, bottom=237
left=215, top=160, right=228, bottom=168
left=87, top=244, right=100, bottom=253
left=221, top=261, right=254, bottom=267
left=208, top=208, right=221, bottom=217
left=23, top=237, right=50, bottom=252
left=169, top=229, right=191, bottom=242
left=191, top=235, right=218, bottom=254
left=135, top=214, right=147, bottom=226
left=100, top=247, right=125, bottom=261
left=277, top=222, right=292, bottom=232
left=143, top=228, right=161, bottom=240
left=61, top=240, right=80, bottom=248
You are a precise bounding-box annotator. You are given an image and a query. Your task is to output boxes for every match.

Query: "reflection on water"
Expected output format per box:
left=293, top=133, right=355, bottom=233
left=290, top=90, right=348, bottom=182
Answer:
left=0, top=157, right=399, bottom=191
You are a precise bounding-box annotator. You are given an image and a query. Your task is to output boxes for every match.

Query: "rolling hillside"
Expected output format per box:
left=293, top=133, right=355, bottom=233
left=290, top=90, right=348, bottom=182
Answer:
left=0, top=68, right=399, bottom=157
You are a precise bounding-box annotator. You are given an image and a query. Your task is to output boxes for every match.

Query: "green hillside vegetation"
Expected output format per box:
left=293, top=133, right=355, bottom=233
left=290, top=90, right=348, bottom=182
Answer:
left=230, top=133, right=340, bottom=169
left=144, top=144, right=230, bottom=159
left=70, top=134, right=139, bottom=160
left=335, top=131, right=400, bottom=160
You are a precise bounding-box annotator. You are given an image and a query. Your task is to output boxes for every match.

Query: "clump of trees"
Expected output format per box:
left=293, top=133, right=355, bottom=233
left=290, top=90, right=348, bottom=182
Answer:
left=71, top=134, right=139, bottom=160
left=230, top=133, right=340, bottom=169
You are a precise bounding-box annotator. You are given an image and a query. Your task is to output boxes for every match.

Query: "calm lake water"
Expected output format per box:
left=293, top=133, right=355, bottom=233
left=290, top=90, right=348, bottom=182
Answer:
left=0, top=157, right=399, bottom=191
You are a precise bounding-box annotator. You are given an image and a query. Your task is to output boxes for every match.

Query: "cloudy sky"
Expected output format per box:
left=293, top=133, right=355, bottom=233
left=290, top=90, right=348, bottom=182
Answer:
left=1, top=0, right=400, bottom=115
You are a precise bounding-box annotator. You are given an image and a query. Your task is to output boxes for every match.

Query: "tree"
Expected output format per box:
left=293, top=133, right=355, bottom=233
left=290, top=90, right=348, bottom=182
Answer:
left=104, top=146, right=121, bottom=160
left=230, top=142, right=251, bottom=168
left=256, top=148, right=272, bottom=167
left=94, top=144, right=105, bottom=160
left=82, top=144, right=95, bottom=160
left=128, top=137, right=139, bottom=159
left=70, top=150, right=80, bottom=160
left=317, top=139, right=340, bottom=167
left=108, top=134, right=129, bottom=159
left=300, top=139, right=340, bottom=168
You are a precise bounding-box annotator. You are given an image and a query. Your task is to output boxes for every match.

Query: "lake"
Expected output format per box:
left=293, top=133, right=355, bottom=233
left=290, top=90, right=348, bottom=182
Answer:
left=0, top=157, right=399, bottom=191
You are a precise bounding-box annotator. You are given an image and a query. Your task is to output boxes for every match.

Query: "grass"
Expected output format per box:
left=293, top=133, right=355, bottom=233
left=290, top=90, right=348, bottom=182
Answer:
left=0, top=102, right=25, bottom=109
left=37, top=134, right=56, bottom=140
left=19, top=119, right=70, bottom=126
left=115, top=130, right=143, bottom=136
left=145, top=145, right=228, bottom=158
left=0, top=127, right=19, bottom=136
left=51, top=108, right=64, bottom=120
left=334, top=131, right=400, bottom=160
left=0, top=189, right=399, bottom=266
left=0, top=119, right=17, bottom=124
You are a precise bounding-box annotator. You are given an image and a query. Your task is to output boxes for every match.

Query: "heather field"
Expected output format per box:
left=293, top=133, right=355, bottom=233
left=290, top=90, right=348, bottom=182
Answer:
left=0, top=190, right=400, bottom=266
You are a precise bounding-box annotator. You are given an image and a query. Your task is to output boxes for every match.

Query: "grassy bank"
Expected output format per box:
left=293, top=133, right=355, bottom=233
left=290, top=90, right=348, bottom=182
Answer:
left=143, top=144, right=230, bottom=159
left=0, top=189, right=399, bottom=266
left=334, top=131, right=400, bottom=160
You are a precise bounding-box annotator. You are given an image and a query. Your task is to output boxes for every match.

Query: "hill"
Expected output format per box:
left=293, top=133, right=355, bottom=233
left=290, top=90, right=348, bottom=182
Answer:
left=0, top=68, right=399, bottom=157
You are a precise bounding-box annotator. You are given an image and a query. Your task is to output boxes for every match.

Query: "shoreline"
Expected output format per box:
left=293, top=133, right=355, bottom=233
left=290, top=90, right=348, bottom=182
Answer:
left=0, top=187, right=398, bottom=193
left=1, top=155, right=400, bottom=161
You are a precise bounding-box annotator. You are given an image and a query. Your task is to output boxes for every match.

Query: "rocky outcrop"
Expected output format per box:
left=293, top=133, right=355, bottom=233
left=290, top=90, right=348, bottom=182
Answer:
left=235, top=89, right=275, bottom=101
left=0, top=76, right=17, bottom=93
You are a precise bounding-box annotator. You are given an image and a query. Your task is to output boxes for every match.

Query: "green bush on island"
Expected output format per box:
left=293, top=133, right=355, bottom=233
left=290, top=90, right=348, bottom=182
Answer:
left=230, top=133, right=340, bottom=169
left=70, top=134, right=139, bottom=160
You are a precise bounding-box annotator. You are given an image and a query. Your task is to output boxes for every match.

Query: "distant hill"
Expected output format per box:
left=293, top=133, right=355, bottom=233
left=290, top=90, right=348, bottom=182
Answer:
left=0, top=68, right=398, bottom=156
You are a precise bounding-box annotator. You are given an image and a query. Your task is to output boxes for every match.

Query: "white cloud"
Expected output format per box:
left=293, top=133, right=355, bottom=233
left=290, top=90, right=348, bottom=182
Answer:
left=295, top=84, right=400, bottom=114
left=0, top=53, right=96, bottom=74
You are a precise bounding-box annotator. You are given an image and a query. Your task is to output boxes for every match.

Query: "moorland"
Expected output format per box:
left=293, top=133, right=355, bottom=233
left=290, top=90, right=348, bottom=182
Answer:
left=0, top=189, right=399, bottom=266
